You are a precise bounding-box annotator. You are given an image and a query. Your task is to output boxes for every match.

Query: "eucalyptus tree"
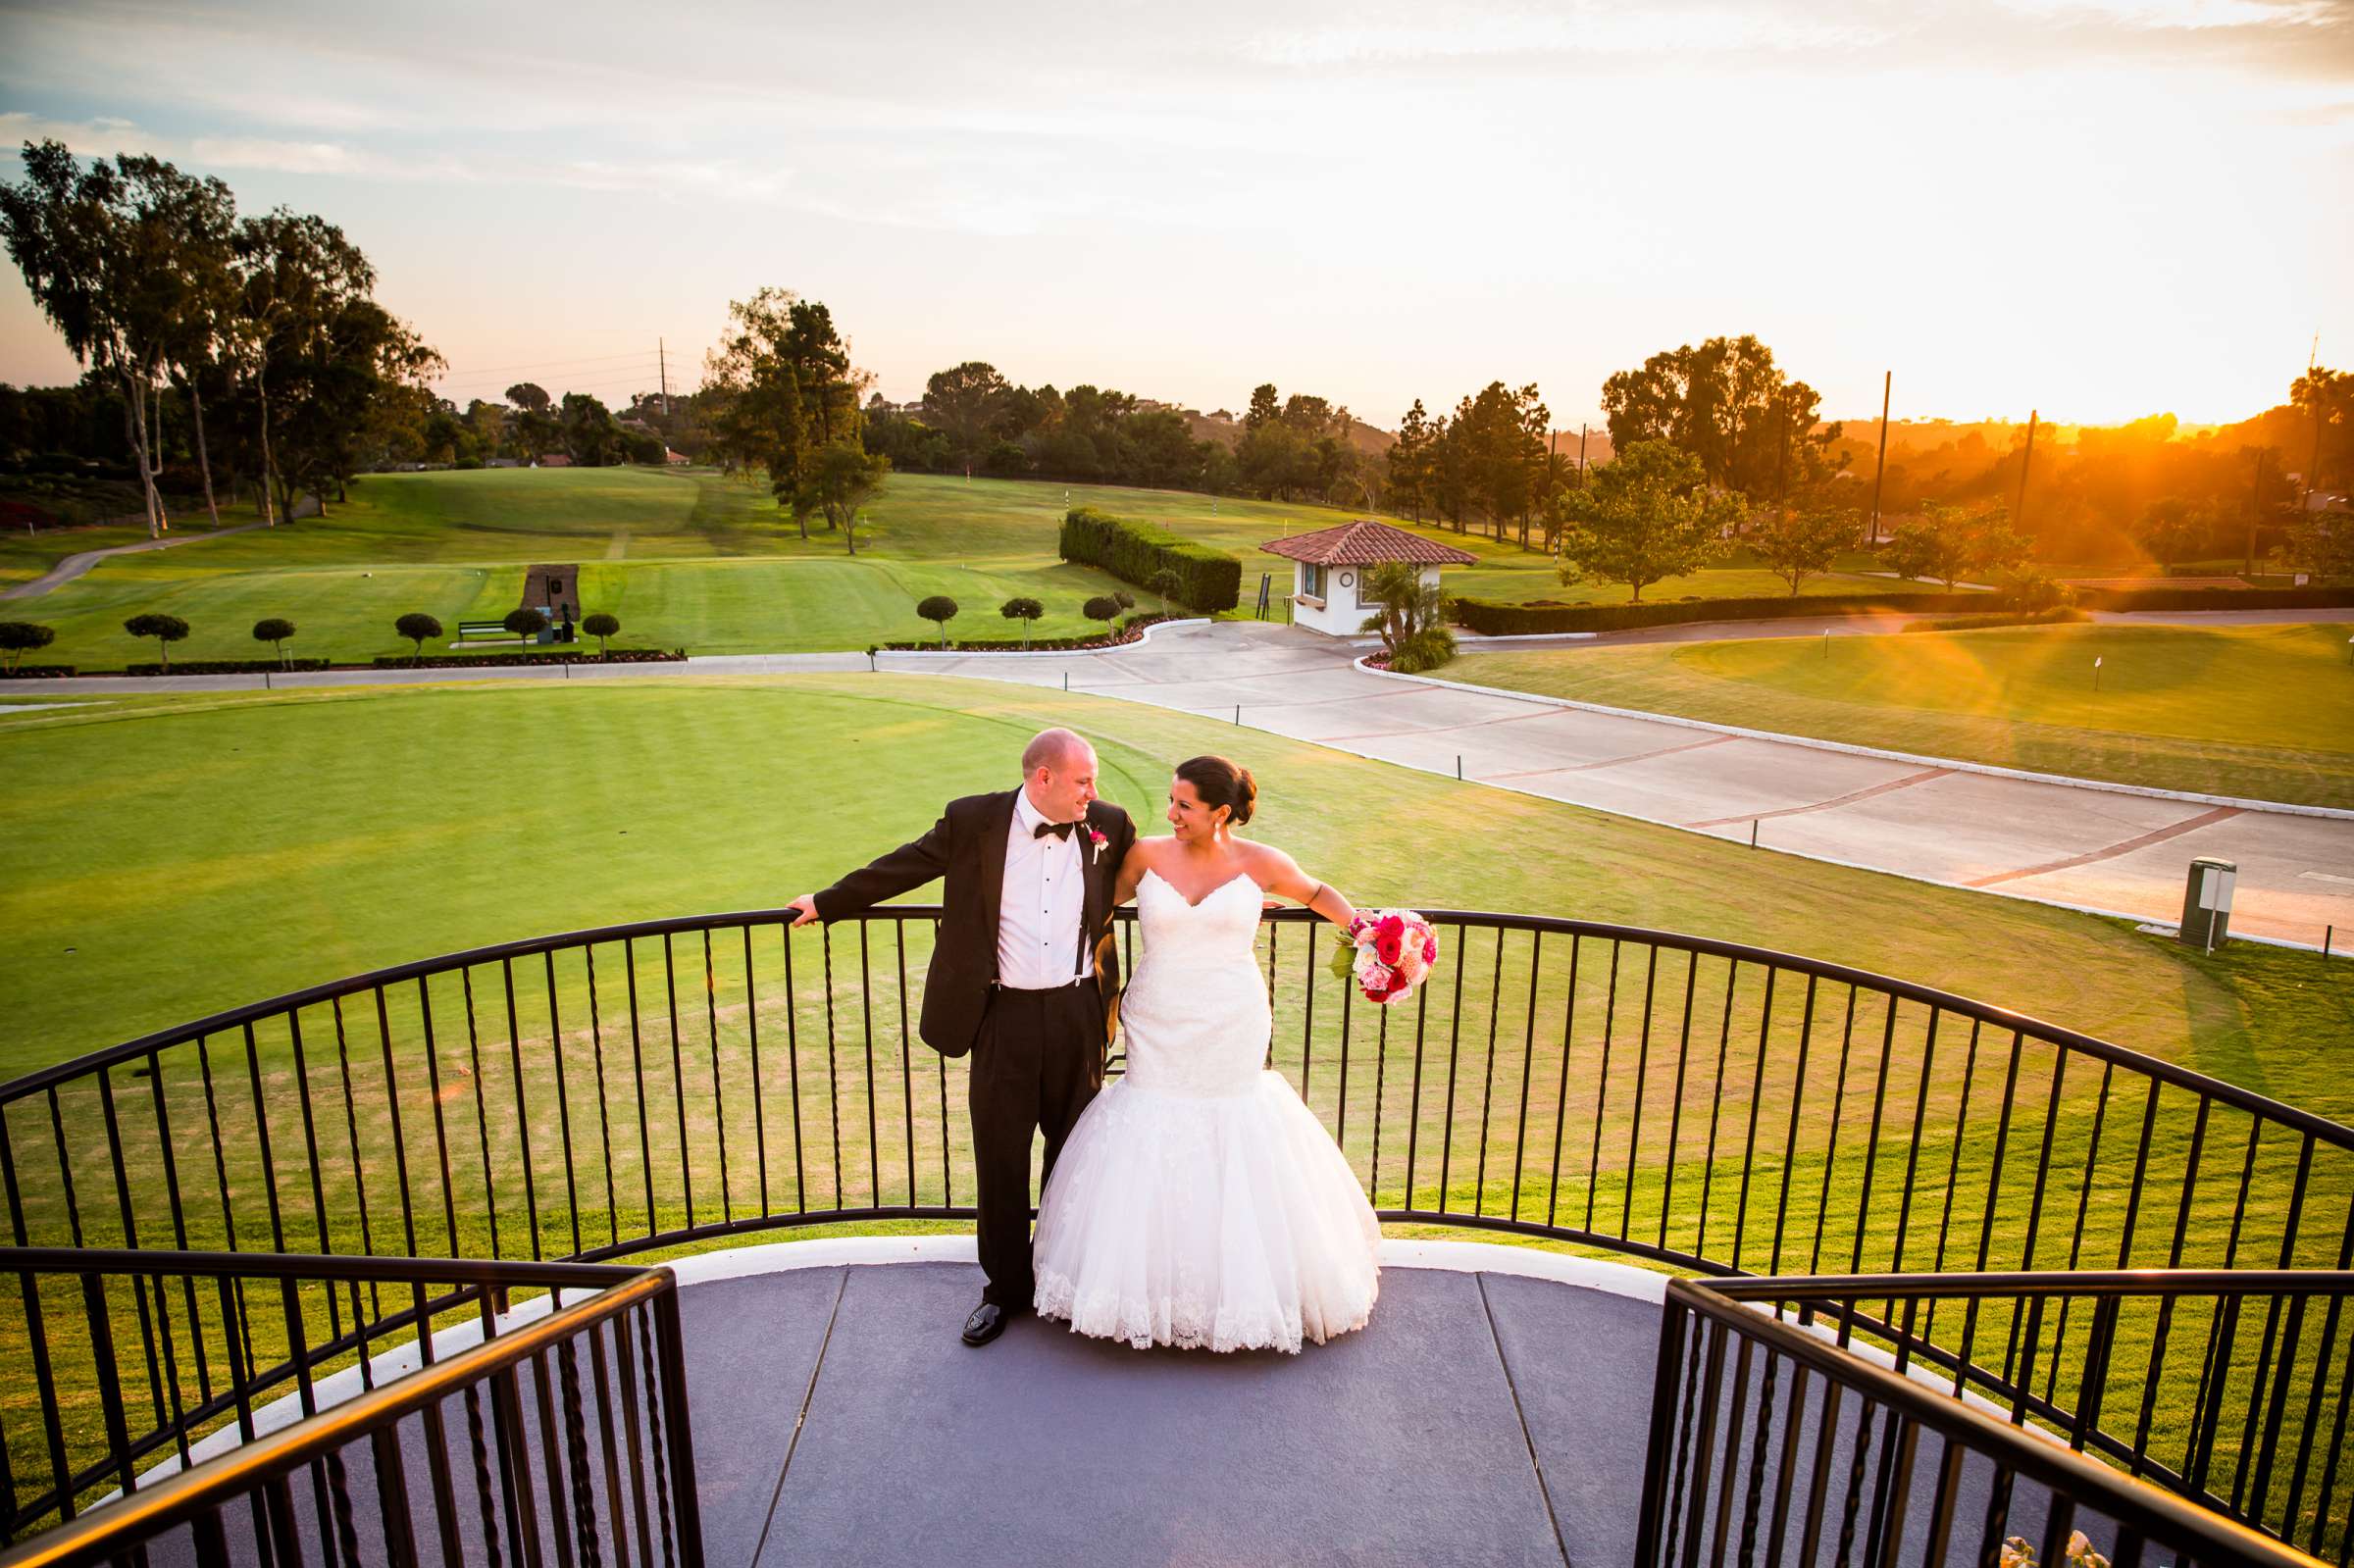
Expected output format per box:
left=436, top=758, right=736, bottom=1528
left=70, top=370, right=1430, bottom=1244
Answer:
left=0, top=141, right=228, bottom=538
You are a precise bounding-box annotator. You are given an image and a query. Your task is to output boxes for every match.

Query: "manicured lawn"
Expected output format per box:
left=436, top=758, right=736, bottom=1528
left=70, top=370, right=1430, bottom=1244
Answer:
left=2, top=674, right=2341, bottom=1092
left=1448, top=622, right=2354, bottom=807
left=2, top=469, right=1979, bottom=667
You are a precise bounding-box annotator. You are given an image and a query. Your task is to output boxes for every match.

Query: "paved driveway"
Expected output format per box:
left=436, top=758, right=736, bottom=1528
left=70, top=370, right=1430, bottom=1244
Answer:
left=898, top=621, right=2354, bottom=949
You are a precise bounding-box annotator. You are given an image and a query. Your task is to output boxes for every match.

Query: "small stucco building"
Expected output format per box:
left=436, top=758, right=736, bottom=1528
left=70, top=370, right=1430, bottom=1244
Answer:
left=1261, top=519, right=1477, bottom=637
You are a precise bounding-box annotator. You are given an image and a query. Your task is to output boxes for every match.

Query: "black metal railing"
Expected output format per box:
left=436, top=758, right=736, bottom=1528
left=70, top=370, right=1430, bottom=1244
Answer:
left=0, top=1248, right=699, bottom=1567
left=2, top=906, right=2348, bottom=1553
left=1636, top=1270, right=2353, bottom=1568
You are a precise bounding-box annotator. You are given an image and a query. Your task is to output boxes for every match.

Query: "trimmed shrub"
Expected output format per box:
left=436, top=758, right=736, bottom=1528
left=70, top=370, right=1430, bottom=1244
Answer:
left=252, top=617, right=296, bottom=664
left=998, top=596, right=1044, bottom=648
left=123, top=612, right=191, bottom=669
left=504, top=606, right=549, bottom=639
left=916, top=594, right=959, bottom=647
left=582, top=612, right=620, bottom=654
left=1082, top=595, right=1121, bottom=627
left=394, top=612, right=444, bottom=654
left=0, top=621, right=56, bottom=673
left=1058, top=507, right=1241, bottom=612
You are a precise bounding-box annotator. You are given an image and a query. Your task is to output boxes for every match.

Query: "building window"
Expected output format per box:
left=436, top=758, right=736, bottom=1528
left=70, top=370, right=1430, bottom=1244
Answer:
left=1302, top=563, right=1325, bottom=598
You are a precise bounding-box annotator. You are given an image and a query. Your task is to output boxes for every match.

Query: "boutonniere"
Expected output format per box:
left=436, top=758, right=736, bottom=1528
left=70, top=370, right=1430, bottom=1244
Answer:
left=1087, top=827, right=1109, bottom=864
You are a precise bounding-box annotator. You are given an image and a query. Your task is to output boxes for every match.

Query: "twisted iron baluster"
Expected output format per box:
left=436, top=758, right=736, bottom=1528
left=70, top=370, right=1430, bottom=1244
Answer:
left=465, top=1380, right=505, bottom=1568
left=636, top=1307, right=677, bottom=1568
left=560, top=1338, right=602, bottom=1568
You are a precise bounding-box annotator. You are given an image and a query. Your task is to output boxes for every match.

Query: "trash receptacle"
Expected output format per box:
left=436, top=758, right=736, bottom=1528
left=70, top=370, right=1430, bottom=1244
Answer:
left=2179, top=857, right=2236, bottom=950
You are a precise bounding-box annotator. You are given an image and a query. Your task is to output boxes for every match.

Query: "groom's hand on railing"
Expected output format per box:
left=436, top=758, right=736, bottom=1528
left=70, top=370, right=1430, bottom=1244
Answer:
left=789, top=894, right=819, bottom=927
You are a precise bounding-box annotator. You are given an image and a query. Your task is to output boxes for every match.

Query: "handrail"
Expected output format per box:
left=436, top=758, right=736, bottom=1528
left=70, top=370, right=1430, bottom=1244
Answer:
left=0, top=1268, right=684, bottom=1568
left=1639, top=1274, right=2334, bottom=1568
left=6, top=905, right=2346, bottom=1146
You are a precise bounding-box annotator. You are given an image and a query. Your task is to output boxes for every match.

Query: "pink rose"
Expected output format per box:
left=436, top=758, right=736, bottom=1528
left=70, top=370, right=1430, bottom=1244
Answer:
left=1422, top=938, right=1438, bottom=963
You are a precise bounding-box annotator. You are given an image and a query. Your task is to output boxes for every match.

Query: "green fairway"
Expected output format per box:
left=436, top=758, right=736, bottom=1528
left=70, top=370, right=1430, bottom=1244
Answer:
left=1, top=674, right=2342, bottom=1105
left=1449, top=622, right=2354, bottom=808
left=3, top=468, right=1978, bottom=667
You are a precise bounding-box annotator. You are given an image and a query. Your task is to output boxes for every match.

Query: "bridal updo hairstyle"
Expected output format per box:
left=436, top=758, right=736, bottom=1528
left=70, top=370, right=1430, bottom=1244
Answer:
left=1176, top=754, right=1256, bottom=829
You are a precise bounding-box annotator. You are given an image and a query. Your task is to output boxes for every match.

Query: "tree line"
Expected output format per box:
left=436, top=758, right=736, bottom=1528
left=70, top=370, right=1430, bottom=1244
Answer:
left=0, top=141, right=439, bottom=536
left=859, top=363, right=1383, bottom=505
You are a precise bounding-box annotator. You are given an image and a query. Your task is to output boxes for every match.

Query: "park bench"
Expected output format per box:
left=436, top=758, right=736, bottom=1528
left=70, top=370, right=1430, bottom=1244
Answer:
left=456, top=620, right=516, bottom=640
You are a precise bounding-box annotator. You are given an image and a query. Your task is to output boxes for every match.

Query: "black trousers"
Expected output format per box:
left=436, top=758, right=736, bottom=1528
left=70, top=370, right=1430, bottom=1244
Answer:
left=968, top=982, right=1103, bottom=1308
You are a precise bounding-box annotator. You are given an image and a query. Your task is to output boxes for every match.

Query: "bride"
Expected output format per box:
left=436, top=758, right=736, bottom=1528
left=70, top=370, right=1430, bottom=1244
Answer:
left=1032, top=754, right=1382, bottom=1353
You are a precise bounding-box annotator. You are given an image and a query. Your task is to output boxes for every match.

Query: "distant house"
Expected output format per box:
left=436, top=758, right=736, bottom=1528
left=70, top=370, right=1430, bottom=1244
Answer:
left=535, top=454, right=573, bottom=468
left=486, top=457, right=524, bottom=469
left=1260, top=518, right=1476, bottom=638
left=664, top=448, right=691, bottom=467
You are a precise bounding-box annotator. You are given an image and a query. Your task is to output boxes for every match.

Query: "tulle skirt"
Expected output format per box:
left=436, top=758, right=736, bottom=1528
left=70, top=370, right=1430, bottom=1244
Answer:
left=1032, top=1072, right=1381, bottom=1353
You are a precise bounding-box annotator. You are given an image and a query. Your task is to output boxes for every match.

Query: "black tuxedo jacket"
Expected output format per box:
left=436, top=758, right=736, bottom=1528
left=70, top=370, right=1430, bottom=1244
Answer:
left=811, top=790, right=1138, bottom=1058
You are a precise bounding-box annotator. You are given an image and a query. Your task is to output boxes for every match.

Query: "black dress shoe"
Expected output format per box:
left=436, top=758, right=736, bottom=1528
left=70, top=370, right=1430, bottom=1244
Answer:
left=962, top=1301, right=1012, bottom=1346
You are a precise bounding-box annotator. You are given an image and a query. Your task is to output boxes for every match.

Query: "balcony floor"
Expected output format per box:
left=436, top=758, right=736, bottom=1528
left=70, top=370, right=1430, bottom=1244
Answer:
left=688, top=1255, right=1655, bottom=1567
left=131, top=1242, right=2103, bottom=1568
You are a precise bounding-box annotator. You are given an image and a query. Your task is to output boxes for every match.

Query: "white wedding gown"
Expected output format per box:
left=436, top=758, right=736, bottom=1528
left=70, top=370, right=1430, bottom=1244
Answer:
left=1033, top=868, right=1381, bottom=1352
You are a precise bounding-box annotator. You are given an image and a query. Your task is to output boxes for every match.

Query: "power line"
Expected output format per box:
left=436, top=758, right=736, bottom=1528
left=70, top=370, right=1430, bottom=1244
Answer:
left=433, top=346, right=688, bottom=379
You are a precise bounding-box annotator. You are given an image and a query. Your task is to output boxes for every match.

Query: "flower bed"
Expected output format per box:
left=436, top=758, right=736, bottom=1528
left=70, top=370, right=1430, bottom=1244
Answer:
left=373, top=650, right=685, bottom=669
left=124, top=659, right=333, bottom=676
left=879, top=614, right=1178, bottom=653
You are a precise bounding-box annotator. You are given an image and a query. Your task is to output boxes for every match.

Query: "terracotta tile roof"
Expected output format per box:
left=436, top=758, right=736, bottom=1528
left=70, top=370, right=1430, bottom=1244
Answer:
left=1259, top=519, right=1479, bottom=567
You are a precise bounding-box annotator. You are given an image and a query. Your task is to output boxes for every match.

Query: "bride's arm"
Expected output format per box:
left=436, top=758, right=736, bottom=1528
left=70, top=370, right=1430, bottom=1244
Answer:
left=1252, top=847, right=1358, bottom=928
left=1113, top=841, right=1151, bottom=906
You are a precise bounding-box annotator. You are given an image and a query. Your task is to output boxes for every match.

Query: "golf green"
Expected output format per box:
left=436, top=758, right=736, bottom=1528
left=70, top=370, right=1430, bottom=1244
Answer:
left=1450, top=621, right=2354, bottom=807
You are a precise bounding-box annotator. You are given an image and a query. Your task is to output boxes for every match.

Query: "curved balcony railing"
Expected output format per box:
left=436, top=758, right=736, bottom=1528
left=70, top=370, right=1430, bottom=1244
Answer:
left=3, top=906, right=2350, bottom=1558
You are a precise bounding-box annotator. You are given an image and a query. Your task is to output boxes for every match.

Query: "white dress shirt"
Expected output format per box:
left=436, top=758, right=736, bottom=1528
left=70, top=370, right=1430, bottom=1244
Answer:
left=998, top=789, right=1091, bottom=988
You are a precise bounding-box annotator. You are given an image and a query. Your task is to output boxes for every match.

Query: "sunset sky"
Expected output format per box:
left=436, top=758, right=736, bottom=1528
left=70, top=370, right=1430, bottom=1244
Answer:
left=1, top=0, right=2348, bottom=431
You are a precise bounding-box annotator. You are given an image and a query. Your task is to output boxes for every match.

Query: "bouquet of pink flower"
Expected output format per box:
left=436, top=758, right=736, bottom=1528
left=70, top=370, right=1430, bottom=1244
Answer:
left=1328, top=909, right=1440, bottom=1006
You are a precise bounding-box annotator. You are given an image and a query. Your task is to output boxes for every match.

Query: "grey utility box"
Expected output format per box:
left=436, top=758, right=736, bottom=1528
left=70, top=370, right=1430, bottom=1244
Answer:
left=2179, top=857, right=2237, bottom=950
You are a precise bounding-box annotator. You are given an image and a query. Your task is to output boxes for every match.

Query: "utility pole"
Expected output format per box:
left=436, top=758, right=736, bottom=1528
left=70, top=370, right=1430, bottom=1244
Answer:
left=1577, top=423, right=1589, bottom=473
left=2304, top=330, right=2323, bottom=508
left=2248, top=447, right=2265, bottom=577
left=2015, top=409, right=2038, bottom=531
left=1776, top=391, right=1790, bottom=521
left=658, top=338, right=670, bottom=417
left=1868, top=372, right=1891, bottom=543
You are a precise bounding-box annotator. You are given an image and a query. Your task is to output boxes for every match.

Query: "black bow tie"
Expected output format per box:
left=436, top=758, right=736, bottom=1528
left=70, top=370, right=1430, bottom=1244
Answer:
left=1034, top=820, right=1075, bottom=840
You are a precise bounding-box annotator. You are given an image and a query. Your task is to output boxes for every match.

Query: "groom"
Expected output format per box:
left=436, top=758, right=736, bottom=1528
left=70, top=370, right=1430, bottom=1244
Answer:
left=789, top=729, right=1137, bottom=1345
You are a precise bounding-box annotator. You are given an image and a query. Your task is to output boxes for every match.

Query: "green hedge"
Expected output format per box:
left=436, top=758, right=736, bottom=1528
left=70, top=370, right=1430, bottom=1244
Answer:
left=1450, top=591, right=1998, bottom=635
left=0, top=665, right=75, bottom=679
left=1451, top=582, right=2354, bottom=635
left=880, top=614, right=1176, bottom=653
left=2069, top=584, right=2354, bottom=612
left=1058, top=507, right=1241, bottom=612
left=125, top=658, right=333, bottom=675
left=372, top=650, right=685, bottom=668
